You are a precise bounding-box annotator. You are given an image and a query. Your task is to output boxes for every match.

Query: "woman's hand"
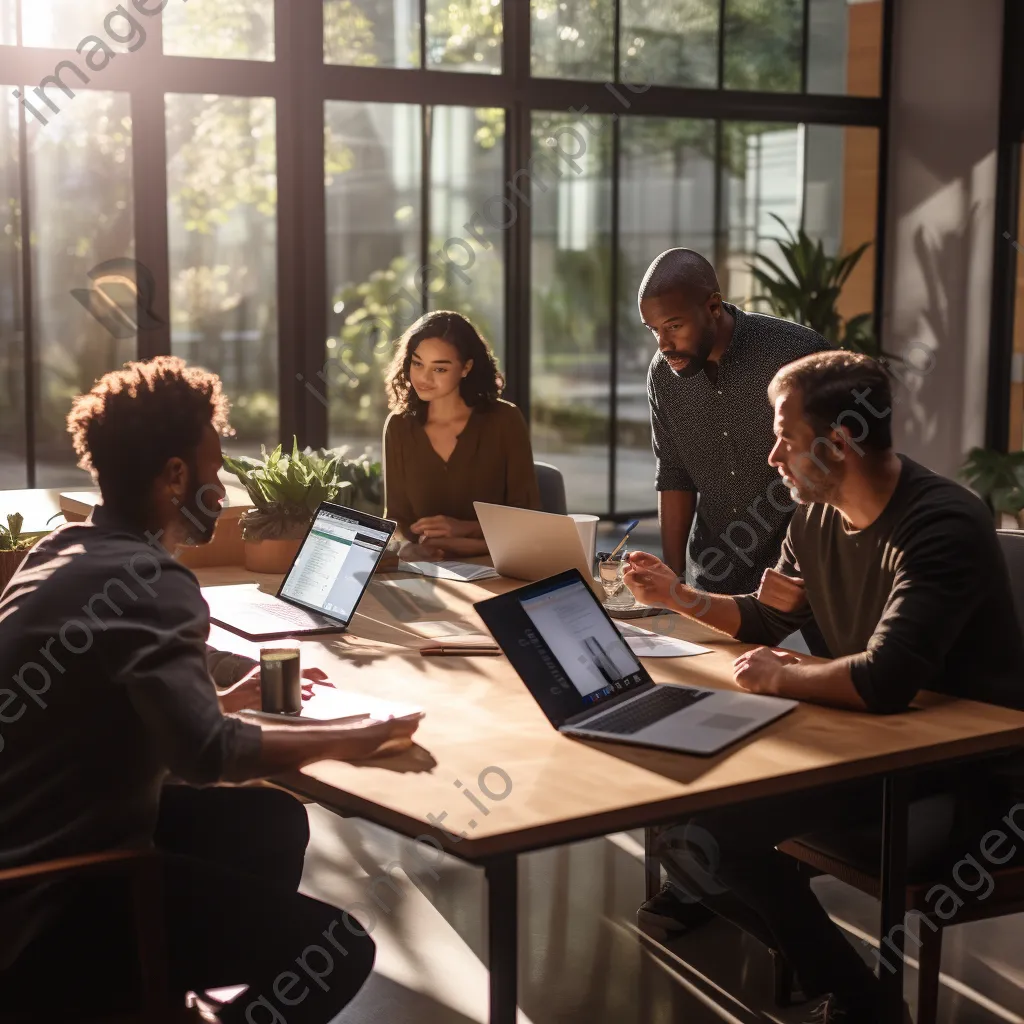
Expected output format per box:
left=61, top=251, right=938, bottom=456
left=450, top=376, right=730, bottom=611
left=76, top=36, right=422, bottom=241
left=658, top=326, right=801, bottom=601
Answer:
left=622, top=551, right=683, bottom=607
left=410, top=515, right=479, bottom=541
left=218, top=666, right=327, bottom=714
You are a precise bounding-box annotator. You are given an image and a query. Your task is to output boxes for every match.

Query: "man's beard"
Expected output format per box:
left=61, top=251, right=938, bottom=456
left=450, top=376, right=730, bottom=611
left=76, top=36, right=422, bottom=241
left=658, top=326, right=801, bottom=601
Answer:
left=177, top=465, right=222, bottom=546
left=666, top=327, right=716, bottom=378
left=784, top=468, right=838, bottom=505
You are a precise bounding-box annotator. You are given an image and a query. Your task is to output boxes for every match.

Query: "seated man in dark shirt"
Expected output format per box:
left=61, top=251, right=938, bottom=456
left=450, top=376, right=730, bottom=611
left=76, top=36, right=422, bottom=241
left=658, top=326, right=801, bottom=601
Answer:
left=0, top=357, right=420, bottom=1023
left=624, top=350, right=1024, bottom=1023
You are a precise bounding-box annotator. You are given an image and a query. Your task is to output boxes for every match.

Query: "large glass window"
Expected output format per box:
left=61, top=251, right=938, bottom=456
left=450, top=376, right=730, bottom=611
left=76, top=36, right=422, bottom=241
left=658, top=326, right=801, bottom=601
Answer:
left=0, top=91, right=23, bottom=488
left=530, top=111, right=613, bottom=514
left=18, top=0, right=121, bottom=49
left=0, top=1, right=886, bottom=505
left=428, top=106, right=506, bottom=359
left=324, top=0, right=420, bottom=68
left=29, top=91, right=134, bottom=486
left=325, top=101, right=421, bottom=453
left=166, top=94, right=279, bottom=454
left=531, top=0, right=614, bottom=82
left=163, top=0, right=275, bottom=61
left=617, top=117, right=715, bottom=512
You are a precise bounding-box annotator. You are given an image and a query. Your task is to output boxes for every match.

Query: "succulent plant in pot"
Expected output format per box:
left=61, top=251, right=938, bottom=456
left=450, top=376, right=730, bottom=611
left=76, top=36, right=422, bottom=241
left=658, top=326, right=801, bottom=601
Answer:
left=223, top=440, right=354, bottom=573
left=0, top=514, right=43, bottom=592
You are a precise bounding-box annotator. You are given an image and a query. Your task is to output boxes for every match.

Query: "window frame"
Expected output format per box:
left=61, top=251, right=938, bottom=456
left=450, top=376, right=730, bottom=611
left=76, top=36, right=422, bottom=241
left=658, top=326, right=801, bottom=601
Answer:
left=0, top=0, right=890, bottom=516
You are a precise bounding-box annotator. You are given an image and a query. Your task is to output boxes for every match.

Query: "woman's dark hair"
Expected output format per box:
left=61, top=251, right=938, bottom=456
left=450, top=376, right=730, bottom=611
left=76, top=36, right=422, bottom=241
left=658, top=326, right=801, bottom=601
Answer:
left=67, top=356, right=231, bottom=516
left=385, top=310, right=504, bottom=418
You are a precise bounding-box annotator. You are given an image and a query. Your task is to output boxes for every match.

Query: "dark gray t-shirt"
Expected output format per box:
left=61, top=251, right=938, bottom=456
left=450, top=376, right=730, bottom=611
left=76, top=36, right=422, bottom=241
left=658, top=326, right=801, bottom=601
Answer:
left=735, top=456, right=1024, bottom=716
left=0, top=506, right=262, bottom=967
left=647, top=303, right=830, bottom=594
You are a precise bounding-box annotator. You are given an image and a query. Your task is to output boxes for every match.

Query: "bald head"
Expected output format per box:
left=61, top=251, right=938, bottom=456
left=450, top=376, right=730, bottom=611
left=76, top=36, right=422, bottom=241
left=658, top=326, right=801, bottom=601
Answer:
left=638, top=248, right=720, bottom=308
left=638, top=249, right=726, bottom=379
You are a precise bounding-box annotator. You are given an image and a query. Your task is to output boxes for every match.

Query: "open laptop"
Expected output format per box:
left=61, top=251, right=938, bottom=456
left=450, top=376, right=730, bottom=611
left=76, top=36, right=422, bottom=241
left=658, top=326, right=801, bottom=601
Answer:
left=473, top=502, right=600, bottom=593
left=474, top=569, right=797, bottom=756
left=202, top=502, right=396, bottom=641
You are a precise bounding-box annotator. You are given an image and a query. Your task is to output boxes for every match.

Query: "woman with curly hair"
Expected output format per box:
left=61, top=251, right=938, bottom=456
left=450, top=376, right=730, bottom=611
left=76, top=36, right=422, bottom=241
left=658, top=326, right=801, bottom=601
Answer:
left=383, top=310, right=539, bottom=558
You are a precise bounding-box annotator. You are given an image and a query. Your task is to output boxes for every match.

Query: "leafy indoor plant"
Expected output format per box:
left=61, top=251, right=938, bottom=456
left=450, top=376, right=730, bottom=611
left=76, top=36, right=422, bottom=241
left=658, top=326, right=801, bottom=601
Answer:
left=335, top=448, right=383, bottom=516
left=748, top=214, right=897, bottom=361
left=0, top=514, right=42, bottom=592
left=223, top=440, right=355, bottom=572
left=959, top=448, right=1024, bottom=526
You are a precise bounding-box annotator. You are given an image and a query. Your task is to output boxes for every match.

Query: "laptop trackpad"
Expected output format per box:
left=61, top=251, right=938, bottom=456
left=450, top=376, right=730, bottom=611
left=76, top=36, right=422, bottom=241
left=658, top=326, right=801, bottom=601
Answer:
left=635, top=692, right=774, bottom=754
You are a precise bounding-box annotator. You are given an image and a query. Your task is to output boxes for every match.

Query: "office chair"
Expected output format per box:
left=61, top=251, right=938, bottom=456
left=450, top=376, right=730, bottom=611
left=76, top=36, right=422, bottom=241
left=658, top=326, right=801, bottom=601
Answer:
left=774, top=529, right=1024, bottom=1022
left=535, top=461, right=568, bottom=516
left=0, top=849, right=172, bottom=1024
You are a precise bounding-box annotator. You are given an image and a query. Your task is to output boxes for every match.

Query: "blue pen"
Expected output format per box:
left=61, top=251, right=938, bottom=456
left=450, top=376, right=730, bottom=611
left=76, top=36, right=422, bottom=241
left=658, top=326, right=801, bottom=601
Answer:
left=609, top=518, right=641, bottom=559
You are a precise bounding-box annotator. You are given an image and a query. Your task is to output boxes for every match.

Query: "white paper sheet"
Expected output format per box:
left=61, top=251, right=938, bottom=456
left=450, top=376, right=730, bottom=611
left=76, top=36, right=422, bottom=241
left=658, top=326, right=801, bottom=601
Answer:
left=615, top=621, right=711, bottom=658
left=398, top=560, right=499, bottom=582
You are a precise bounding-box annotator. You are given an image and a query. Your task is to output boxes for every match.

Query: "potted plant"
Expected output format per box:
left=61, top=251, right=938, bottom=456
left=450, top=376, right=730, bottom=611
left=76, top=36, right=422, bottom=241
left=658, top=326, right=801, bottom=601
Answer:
left=223, top=440, right=355, bottom=573
left=960, top=448, right=1024, bottom=528
left=0, top=514, right=43, bottom=592
left=748, top=214, right=900, bottom=362
left=336, top=448, right=383, bottom=516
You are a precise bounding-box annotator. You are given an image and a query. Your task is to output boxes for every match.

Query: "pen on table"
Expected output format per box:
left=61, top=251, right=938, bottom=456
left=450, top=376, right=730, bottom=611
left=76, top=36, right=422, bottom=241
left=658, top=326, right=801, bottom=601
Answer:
left=609, top=518, right=641, bottom=560
left=421, top=646, right=502, bottom=657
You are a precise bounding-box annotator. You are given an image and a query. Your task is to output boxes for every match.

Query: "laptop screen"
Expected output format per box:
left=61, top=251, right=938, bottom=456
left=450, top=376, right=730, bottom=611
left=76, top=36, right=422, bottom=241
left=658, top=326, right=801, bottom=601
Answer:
left=474, top=570, right=650, bottom=727
left=277, top=504, right=394, bottom=623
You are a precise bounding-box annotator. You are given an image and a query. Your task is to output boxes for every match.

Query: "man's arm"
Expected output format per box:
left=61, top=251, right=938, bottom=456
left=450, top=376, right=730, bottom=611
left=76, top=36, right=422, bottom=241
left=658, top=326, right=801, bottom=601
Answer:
left=736, top=508, right=987, bottom=714
left=659, top=490, right=695, bottom=578
left=649, top=363, right=696, bottom=577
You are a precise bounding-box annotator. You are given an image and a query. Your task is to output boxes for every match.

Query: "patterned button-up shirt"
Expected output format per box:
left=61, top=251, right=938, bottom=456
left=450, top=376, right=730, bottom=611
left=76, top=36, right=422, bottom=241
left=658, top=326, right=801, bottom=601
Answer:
left=647, top=303, right=830, bottom=595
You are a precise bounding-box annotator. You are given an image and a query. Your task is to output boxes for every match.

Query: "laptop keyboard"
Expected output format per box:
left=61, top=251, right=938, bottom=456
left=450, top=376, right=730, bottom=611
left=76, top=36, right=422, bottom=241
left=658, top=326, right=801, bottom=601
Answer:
left=585, top=686, right=713, bottom=736
left=247, top=599, right=328, bottom=626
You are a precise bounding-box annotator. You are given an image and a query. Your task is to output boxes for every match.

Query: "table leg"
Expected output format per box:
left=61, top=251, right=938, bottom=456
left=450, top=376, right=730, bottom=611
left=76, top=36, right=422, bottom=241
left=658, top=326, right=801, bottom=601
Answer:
left=879, top=774, right=910, bottom=1024
left=485, top=855, right=518, bottom=1024
left=644, top=827, right=661, bottom=901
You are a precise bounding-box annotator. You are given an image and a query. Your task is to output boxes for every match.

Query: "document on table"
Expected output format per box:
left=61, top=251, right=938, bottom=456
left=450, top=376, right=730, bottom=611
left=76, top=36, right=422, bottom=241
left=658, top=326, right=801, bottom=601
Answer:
left=615, top=621, right=711, bottom=658
left=240, top=684, right=424, bottom=724
left=398, top=560, right=499, bottom=582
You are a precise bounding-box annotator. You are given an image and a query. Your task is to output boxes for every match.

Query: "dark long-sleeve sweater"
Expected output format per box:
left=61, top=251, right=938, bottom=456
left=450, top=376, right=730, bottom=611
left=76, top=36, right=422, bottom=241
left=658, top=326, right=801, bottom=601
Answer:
left=0, top=506, right=263, bottom=968
left=734, top=456, right=1024, bottom=715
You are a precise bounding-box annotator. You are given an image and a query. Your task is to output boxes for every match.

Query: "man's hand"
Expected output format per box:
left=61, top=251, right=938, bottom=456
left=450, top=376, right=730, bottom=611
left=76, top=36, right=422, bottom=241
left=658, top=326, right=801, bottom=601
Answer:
left=757, top=568, right=807, bottom=613
left=410, top=515, right=476, bottom=541
left=218, top=666, right=326, bottom=714
left=732, top=647, right=801, bottom=696
left=623, top=551, right=682, bottom=607
left=339, top=713, right=423, bottom=759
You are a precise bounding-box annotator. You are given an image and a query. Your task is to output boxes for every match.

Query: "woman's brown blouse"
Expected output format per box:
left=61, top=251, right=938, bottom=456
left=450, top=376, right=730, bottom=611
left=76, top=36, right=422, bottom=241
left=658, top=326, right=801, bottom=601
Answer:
left=383, top=399, right=541, bottom=538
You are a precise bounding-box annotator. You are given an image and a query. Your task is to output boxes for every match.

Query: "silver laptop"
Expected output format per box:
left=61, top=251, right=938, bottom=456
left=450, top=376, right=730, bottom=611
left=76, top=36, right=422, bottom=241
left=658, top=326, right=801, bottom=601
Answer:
left=473, top=501, right=600, bottom=592
left=202, top=502, right=396, bottom=641
left=474, top=569, right=797, bottom=756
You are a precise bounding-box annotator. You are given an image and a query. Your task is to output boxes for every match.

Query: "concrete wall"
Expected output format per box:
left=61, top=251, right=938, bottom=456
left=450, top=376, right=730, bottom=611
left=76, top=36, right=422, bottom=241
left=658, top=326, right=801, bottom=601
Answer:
left=882, top=0, right=1005, bottom=478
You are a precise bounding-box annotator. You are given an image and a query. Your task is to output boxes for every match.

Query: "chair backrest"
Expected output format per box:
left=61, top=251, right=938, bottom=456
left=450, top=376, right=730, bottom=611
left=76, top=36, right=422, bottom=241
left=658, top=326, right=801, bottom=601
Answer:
left=534, top=461, right=567, bottom=516
left=997, top=530, right=1024, bottom=633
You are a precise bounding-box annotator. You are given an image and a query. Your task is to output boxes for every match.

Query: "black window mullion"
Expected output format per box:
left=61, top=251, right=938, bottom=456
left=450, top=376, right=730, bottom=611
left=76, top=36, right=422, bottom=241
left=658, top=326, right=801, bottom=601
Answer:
left=282, top=0, right=326, bottom=449
left=800, top=0, right=811, bottom=94
left=503, top=0, right=532, bottom=416
left=718, top=0, right=727, bottom=89
left=131, top=87, right=171, bottom=362
left=421, top=105, right=431, bottom=316
left=609, top=114, right=621, bottom=520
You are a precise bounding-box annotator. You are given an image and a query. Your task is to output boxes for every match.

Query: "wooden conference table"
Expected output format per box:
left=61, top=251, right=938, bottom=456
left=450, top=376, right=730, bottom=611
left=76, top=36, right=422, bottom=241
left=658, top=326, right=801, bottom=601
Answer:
left=200, top=563, right=1024, bottom=1024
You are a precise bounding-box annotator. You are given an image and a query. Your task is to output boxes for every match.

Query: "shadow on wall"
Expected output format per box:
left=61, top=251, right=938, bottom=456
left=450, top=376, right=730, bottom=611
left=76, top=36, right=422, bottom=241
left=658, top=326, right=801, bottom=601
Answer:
left=893, top=202, right=981, bottom=458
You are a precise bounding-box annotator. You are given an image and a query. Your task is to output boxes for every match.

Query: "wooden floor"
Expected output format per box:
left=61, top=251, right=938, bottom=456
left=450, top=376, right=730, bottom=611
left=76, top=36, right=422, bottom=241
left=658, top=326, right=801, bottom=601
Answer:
left=297, top=807, right=1024, bottom=1024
